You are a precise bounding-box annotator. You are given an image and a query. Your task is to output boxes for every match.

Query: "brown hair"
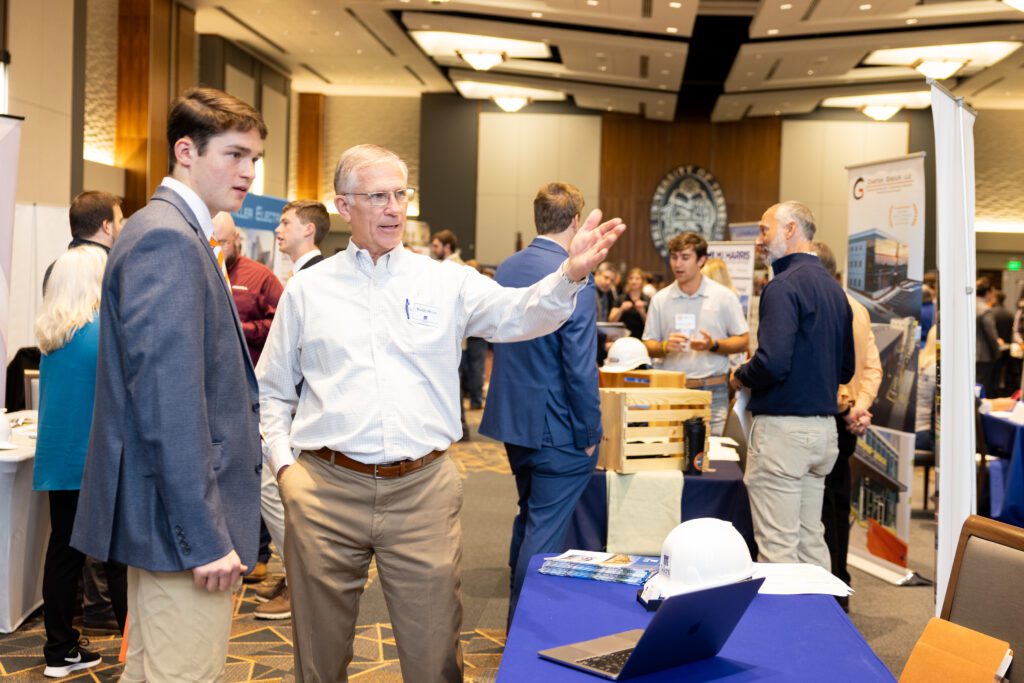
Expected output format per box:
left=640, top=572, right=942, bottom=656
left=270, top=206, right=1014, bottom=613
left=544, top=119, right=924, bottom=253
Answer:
left=534, top=182, right=584, bottom=235
left=810, top=240, right=837, bottom=277
left=431, top=229, right=458, bottom=252
left=283, top=200, right=330, bottom=246
left=666, top=231, right=708, bottom=260
left=167, top=88, right=267, bottom=172
left=69, top=191, right=120, bottom=241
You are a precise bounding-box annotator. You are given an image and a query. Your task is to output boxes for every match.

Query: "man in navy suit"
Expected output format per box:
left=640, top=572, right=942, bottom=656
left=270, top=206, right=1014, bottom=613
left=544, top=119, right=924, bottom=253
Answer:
left=480, top=182, right=602, bottom=620
left=72, top=88, right=265, bottom=681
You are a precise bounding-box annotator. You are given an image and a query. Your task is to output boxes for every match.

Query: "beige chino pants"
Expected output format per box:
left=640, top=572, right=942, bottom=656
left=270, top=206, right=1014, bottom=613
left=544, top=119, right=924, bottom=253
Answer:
left=119, top=567, right=236, bottom=683
left=743, top=414, right=838, bottom=570
left=280, top=451, right=464, bottom=683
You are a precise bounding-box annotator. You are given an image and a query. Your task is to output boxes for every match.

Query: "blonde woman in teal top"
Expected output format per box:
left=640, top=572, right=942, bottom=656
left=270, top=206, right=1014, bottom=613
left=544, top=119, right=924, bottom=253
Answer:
left=34, top=245, right=126, bottom=677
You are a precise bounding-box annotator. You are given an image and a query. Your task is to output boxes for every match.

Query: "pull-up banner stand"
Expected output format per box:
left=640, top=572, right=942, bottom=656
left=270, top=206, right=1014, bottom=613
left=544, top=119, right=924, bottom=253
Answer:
left=930, top=80, right=978, bottom=616
left=0, top=114, right=24, bottom=406
left=844, top=152, right=925, bottom=585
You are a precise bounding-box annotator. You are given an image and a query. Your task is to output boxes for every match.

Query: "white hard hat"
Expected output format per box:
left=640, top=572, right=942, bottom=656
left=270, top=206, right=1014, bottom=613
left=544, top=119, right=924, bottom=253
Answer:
left=640, top=518, right=753, bottom=602
left=603, top=336, right=651, bottom=373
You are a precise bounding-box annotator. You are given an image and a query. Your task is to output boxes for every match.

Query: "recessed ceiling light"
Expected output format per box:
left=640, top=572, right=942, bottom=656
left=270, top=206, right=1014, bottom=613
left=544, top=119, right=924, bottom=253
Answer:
left=767, top=28, right=779, bottom=35
left=859, top=3, right=872, bottom=10
left=669, top=1, right=682, bottom=7
left=807, top=69, right=814, bottom=75
left=587, top=0, right=599, bottom=5
left=861, top=105, right=900, bottom=121
left=531, top=11, right=544, bottom=17
left=457, top=50, right=508, bottom=71
left=664, top=52, right=673, bottom=57
left=666, top=26, right=678, bottom=33
left=780, top=2, right=792, bottom=8
left=905, top=18, right=918, bottom=24
left=356, top=49, right=363, bottom=55
left=661, top=69, right=669, bottom=75
left=494, top=96, right=530, bottom=113
left=606, top=106, right=614, bottom=111
left=774, top=110, right=781, bottom=115
left=334, top=31, right=341, bottom=36
left=598, top=65, right=607, bottom=71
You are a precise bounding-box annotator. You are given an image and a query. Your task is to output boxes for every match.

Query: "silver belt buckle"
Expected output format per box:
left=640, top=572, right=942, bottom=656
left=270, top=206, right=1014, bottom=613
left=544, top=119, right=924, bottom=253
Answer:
left=373, top=463, right=382, bottom=479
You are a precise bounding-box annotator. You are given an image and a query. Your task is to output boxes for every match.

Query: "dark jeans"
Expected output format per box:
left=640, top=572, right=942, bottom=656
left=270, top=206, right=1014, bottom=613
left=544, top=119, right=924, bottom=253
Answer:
left=43, top=490, right=127, bottom=662
left=505, top=442, right=597, bottom=623
left=459, top=338, right=486, bottom=407
left=821, top=414, right=857, bottom=586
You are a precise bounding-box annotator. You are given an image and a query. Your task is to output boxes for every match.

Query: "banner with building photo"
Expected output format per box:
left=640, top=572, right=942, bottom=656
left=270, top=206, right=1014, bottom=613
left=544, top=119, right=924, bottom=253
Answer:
left=845, top=152, right=925, bottom=582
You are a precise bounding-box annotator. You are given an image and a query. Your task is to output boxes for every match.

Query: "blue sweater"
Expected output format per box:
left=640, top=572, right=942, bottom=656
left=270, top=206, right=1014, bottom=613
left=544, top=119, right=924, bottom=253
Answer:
left=33, top=318, right=100, bottom=491
left=735, top=253, right=854, bottom=416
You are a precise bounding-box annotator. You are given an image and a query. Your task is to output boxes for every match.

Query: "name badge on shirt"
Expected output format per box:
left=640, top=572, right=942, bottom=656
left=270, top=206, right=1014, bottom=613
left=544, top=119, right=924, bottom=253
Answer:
left=406, top=299, right=440, bottom=327
left=675, top=313, right=696, bottom=334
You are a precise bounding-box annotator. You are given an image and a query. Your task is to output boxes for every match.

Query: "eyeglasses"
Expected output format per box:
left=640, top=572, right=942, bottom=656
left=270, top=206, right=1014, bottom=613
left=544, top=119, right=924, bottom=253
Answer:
left=346, top=188, right=415, bottom=206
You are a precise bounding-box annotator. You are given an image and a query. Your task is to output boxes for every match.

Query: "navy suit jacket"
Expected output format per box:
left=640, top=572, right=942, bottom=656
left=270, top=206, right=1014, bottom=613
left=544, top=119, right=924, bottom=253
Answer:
left=479, top=238, right=602, bottom=450
left=71, top=186, right=262, bottom=572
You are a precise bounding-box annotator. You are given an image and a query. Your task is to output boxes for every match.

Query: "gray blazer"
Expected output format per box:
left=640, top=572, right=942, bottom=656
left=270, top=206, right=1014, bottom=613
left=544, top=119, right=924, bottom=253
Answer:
left=71, top=186, right=263, bottom=572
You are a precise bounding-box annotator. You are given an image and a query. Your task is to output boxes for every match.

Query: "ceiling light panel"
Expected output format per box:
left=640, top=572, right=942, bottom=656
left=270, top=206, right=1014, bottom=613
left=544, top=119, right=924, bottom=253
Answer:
left=726, top=24, right=1024, bottom=94
left=865, top=41, right=1021, bottom=73
left=711, top=81, right=930, bottom=122
left=749, top=0, right=1022, bottom=38
left=453, top=80, right=567, bottom=101
left=402, top=12, right=686, bottom=91
left=820, top=90, right=933, bottom=109
left=448, top=68, right=677, bottom=121
left=411, top=31, right=551, bottom=60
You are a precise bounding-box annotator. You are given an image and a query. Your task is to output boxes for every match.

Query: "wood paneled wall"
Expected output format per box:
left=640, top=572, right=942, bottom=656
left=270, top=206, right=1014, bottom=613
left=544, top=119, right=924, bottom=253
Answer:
left=599, top=113, right=782, bottom=276
left=116, top=0, right=194, bottom=213
left=296, top=93, right=325, bottom=201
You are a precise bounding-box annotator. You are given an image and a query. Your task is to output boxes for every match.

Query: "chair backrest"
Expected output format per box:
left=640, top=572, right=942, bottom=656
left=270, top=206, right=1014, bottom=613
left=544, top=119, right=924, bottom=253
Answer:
left=941, top=515, right=1024, bottom=682
left=23, top=369, right=40, bottom=411
left=722, top=398, right=748, bottom=472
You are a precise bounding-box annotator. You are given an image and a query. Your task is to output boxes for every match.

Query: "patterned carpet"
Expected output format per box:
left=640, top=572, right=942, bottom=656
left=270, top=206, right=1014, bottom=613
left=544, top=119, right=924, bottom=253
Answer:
left=0, top=406, right=514, bottom=682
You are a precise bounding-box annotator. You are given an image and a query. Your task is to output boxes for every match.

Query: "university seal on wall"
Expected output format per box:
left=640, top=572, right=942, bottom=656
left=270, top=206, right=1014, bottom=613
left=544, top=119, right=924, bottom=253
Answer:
left=649, top=165, right=727, bottom=260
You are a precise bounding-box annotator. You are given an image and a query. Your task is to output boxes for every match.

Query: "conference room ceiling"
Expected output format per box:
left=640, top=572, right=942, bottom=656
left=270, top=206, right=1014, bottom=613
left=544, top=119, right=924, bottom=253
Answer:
left=194, top=0, right=1024, bottom=122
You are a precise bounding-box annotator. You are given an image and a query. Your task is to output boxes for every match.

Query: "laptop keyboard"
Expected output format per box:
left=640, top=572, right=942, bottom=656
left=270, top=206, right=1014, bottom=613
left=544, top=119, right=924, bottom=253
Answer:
left=576, top=648, right=635, bottom=675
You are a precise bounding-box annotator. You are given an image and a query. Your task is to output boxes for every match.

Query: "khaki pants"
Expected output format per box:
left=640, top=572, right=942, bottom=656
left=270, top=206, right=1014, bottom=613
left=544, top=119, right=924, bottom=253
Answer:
left=119, top=567, right=236, bottom=682
left=744, top=415, right=838, bottom=570
left=281, top=451, right=464, bottom=683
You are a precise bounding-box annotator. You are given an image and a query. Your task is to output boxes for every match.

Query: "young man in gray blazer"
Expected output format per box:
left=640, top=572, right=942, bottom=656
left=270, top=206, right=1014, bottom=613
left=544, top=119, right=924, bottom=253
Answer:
left=71, top=88, right=266, bottom=681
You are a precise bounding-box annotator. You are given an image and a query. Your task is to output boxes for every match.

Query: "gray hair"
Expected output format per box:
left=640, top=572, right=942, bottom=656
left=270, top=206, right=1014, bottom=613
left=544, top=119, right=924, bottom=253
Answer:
left=333, top=144, right=408, bottom=195
left=775, top=201, right=816, bottom=240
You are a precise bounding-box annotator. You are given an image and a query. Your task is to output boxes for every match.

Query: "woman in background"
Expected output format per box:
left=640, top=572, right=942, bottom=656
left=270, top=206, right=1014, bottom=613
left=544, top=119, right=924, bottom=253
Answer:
left=609, top=267, right=650, bottom=339
left=34, top=247, right=126, bottom=678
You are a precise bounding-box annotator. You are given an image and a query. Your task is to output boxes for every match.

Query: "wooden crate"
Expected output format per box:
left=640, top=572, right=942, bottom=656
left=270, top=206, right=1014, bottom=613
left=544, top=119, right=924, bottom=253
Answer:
left=598, top=387, right=712, bottom=473
left=599, top=369, right=686, bottom=389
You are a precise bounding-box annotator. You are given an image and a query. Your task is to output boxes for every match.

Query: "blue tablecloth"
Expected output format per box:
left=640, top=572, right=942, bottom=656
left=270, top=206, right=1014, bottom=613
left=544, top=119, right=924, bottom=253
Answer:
left=981, top=413, right=1024, bottom=526
left=565, top=461, right=757, bottom=558
left=498, top=555, right=894, bottom=682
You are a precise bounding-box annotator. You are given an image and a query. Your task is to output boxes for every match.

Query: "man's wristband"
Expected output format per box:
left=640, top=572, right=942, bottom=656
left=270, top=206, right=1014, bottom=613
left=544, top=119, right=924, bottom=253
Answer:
left=710, top=339, right=720, bottom=353
left=661, top=340, right=669, bottom=356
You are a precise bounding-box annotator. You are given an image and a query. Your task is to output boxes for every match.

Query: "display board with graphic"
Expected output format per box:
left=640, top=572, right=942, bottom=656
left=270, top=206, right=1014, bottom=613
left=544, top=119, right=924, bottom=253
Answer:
left=649, top=165, right=727, bottom=261
left=845, top=152, right=925, bottom=582
left=231, top=193, right=291, bottom=281
left=706, top=241, right=756, bottom=319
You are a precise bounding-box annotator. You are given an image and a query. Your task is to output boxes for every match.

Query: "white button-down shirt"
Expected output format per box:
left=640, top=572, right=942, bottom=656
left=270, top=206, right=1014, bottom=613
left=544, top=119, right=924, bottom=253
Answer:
left=257, top=240, right=584, bottom=474
left=160, top=177, right=215, bottom=242
left=643, top=276, right=748, bottom=379
left=291, top=249, right=322, bottom=271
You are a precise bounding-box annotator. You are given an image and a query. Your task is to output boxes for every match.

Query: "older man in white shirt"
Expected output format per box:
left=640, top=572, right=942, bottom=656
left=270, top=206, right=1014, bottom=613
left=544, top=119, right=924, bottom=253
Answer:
left=256, top=144, right=624, bottom=683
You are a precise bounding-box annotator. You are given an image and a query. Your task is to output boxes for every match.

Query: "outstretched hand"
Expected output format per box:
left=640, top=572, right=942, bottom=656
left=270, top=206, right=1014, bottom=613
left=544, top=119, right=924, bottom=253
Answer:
left=565, top=210, right=626, bottom=282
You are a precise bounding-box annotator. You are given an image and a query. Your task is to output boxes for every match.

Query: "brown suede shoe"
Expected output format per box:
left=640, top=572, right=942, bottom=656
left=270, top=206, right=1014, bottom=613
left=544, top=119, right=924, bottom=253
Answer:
left=253, top=586, right=291, bottom=620
left=254, top=575, right=286, bottom=604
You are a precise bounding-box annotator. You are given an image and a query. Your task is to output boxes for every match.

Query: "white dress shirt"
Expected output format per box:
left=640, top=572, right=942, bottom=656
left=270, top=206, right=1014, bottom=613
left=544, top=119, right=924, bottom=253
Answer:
left=292, top=248, right=322, bottom=271
left=160, top=177, right=215, bottom=242
left=257, top=240, right=584, bottom=474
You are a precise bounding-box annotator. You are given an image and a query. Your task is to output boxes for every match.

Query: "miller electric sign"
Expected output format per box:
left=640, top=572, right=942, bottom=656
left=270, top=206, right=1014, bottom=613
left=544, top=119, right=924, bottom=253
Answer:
left=649, top=165, right=727, bottom=260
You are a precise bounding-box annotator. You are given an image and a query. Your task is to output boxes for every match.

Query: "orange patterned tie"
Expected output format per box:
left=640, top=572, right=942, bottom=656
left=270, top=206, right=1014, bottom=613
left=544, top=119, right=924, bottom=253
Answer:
left=209, top=237, right=230, bottom=284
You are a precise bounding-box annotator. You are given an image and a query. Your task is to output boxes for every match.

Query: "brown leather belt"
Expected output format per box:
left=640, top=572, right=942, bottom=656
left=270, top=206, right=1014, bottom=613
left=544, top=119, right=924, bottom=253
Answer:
left=686, top=374, right=729, bottom=389
left=311, top=447, right=446, bottom=479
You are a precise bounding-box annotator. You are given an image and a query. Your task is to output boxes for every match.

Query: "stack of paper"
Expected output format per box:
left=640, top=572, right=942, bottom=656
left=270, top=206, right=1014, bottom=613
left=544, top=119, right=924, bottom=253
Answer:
left=539, top=551, right=660, bottom=586
left=751, top=562, right=853, bottom=597
left=709, top=437, right=740, bottom=462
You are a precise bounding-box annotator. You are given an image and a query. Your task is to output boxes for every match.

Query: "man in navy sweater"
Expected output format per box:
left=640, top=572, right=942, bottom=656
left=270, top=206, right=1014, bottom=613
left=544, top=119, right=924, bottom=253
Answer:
left=731, top=201, right=854, bottom=570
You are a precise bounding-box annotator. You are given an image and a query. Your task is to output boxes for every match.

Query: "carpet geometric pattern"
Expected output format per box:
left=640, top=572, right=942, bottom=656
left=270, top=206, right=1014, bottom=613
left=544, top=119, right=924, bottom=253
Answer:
left=0, top=408, right=508, bottom=682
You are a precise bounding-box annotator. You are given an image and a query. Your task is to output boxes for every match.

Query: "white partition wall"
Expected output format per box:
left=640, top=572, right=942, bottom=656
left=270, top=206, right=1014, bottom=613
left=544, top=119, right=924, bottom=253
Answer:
left=476, top=113, right=601, bottom=266
left=779, top=119, right=909, bottom=275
